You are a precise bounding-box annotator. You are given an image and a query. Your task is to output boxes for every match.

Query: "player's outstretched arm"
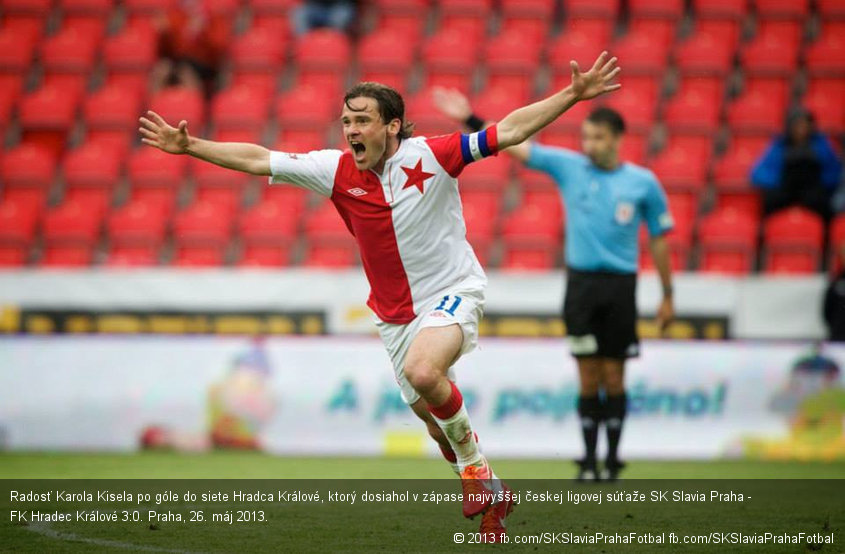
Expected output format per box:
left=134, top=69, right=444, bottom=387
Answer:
left=496, top=51, right=621, bottom=149
left=139, top=110, right=272, bottom=176
left=431, top=87, right=531, bottom=162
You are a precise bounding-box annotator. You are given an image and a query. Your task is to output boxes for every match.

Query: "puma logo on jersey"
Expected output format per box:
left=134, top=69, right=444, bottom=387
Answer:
left=347, top=187, right=368, bottom=196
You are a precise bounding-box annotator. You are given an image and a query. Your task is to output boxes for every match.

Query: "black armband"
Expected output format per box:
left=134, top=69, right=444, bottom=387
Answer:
left=464, top=113, right=485, bottom=132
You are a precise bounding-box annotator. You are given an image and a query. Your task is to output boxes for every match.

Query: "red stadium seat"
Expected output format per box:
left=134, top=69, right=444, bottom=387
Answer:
left=674, top=21, right=738, bottom=76
left=762, top=207, right=824, bottom=274
left=715, top=191, right=762, bottom=221
left=18, top=85, right=79, bottom=157
left=260, top=186, right=308, bottom=213
left=804, top=79, right=845, bottom=134
left=805, top=31, right=845, bottom=77
left=59, top=0, right=113, bottom=14
left=565, top=0, right=619, bottom=18
left=230, top=25, right=288, bottom=72
left=83, top=83, right=142, bottom=154
left=303, top=201, right=358, bottom=268
left=459, top=152, right=512, bottom=191
left=294, top=29, right=350, bottom=73
left=461, top=190, right=502, bottom=245
left=662, top=78, right=723, bottom=134
left=128, top=147, right=189, bottom=189
left=237, top=200, right=299, bottom=267
left=191, top=160, right=249, bottom=216
left=726, top=78, right=789, bottom=135
left=106, top=199, right=166, bottom=265
left=422, top=27, right=479, bottom=74
left=212, top=84, right=271, bottom=132
left=501, top=203, right=562, bottom=248
left=818, top=0, right=845, bottom=18
left=1, top=143, right=57, bottom=188
left=149, top=86, right=206, bottom=131
left=304, top=201, right=351, bottom=242
left=609, top=25, right=671, bottom=75
left=620, top=132, right=648, bottom=165
left=2, top=0, right=52, bottom=15
left=501, top=245, right=558, bottom=271
left=712, top=136, right=770, bottom=189
left=603, top=76, right=659, bottom=133
left=0, top=26, right=37, bottom=75
left=275, top=129, right=328, bottom=153
left=472, top=86, right=528, bottom=122
left=691, top=0, right=747, bottom=19
left=103, top=21, right=157, bottom=81
left=484, top=28, right=542, bottom=100
left=647, top=136, right=712, bottom=193
left=405, top=88, right=456, bottom=137
left=539, top=128, right=579, bottom=150
left=172, top=200, right=233, bottom=266
left=628, top=18, right=677, bottom=48
left=41, top=199, right=103, bottom=266
left=250, top=0, right=298, bottom=15
left=0, top=199, right=40, bottom=246
left=275, top=85, right=336, bottom=131
left=548, top=28, right=608, bottom=74
left=108, top=199, right=168, bottom=245
left=740, top=21, right=801, bottom=76
left=63, top=142, right=122, bottom=215
left=61, top=14, right=107, bottom=45
left=358, top=28, right=415, bottom=93
left=566, top=17, right=614, bottom=46
left=754, top=0, right=809, bottom=20
left=697, top=207, right=759, bottom=274
left=63, top=141, right=123, bottom=190
left=628, top=0, right=684, bottom=19
left=40, top=26, right=98, bottom=82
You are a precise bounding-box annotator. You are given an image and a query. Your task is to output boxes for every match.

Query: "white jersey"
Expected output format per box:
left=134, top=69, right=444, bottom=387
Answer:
left=269, top=127, right=501, bottom=324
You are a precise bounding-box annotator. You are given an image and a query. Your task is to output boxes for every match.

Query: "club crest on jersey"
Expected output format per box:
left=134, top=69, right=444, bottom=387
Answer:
left=401, top=159, right=435, bottom=194
left=347, top=187, right=368, bottom=197
left=615, top=201, right=634, bottom=225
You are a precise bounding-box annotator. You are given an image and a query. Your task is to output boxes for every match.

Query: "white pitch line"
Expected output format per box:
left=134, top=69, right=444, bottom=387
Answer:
left=23, top=515, right=205, bottom=554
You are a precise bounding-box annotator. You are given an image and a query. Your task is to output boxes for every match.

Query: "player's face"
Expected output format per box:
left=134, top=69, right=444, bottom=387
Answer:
left=341, top=97, right=394, bottom=171
left=581, top=121, right=621, bottom=169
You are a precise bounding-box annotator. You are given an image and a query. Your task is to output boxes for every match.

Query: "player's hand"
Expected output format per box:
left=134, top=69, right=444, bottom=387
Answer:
left=431, top=86, right=473, bottom=122
left=656, top=296, right=674, bottom=336
left=569, top=51, right=621, bottom=101
left=139, top=110, right=190, bottom=154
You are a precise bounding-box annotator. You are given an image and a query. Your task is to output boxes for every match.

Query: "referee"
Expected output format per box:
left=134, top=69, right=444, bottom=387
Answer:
left=434, top=88, right=676, bottom=481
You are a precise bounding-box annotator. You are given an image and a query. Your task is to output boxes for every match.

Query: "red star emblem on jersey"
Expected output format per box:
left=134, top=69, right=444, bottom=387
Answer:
left=401, top=159, right=435, bottom=194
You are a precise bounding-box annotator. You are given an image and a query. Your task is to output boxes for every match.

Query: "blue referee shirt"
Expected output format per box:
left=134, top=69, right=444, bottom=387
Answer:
left=526, top=143, right=674, bottom=274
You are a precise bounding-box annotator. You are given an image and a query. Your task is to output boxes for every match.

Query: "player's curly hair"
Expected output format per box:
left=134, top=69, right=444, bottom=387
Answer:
left=343, top=82, right=415, bottom=139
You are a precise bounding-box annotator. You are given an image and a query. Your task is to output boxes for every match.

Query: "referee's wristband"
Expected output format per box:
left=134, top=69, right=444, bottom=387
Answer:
left=464, top=114, right=485, bottom=132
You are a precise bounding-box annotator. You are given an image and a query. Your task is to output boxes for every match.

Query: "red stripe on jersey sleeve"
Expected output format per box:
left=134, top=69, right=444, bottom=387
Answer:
left=424, top=132, right=465, bottom=178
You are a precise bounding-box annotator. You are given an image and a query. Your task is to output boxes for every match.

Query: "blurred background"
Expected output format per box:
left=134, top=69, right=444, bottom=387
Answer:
left=0, top=0, right=844, bottom=471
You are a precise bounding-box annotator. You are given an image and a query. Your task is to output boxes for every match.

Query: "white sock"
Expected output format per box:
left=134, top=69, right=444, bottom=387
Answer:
left=432, top=404, right=484, bottom=470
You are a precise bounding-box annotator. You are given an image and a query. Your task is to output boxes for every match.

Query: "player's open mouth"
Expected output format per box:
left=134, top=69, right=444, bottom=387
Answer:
left=350, top=142, right=366, bottom=156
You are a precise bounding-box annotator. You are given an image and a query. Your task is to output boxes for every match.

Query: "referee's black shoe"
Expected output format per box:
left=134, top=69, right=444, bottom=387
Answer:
left=599, top=459, right=626, bottom=482
left=574, top=458, right=599, bottom=482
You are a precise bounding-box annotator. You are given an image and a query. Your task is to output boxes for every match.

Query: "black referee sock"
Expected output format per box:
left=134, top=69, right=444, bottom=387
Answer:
left=577, top=395, right=602, bottom=465
left=604, top=393, right=628, bottom=466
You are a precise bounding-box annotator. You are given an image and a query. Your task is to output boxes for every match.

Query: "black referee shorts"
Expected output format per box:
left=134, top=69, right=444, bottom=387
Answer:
left=563, top=268, right=639, bottom=359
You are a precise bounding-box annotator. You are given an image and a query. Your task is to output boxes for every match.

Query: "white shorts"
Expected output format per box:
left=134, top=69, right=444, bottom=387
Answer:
left=375, top=290, right=485, bottom=405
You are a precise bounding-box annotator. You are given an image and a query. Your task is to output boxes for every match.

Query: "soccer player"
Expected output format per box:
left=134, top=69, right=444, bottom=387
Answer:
left=433, top=90, right=675, bottom=482
left=139, top=52, right=621, bottom=535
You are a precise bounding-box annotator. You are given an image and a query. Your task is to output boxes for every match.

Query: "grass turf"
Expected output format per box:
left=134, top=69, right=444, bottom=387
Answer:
left=1, top=454, right=843, bottom=553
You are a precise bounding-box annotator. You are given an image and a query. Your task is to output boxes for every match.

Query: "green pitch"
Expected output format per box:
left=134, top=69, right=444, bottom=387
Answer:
left=1, top=453, right=843, bottom=553
left=1, top=451, right=845, bottom=479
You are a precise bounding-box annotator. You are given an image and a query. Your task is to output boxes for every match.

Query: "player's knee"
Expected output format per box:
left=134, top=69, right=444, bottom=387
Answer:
left=404, top=360, right=441, bottom=394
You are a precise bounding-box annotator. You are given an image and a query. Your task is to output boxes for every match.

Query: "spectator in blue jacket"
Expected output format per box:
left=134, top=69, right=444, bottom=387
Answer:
left=751, top=107, right=842, bottom=221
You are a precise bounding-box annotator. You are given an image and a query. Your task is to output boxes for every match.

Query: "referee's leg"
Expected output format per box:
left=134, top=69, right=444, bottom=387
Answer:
left=575, top=357, right=603, bottom=478
left=601, top=358, right=627, bottom=472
